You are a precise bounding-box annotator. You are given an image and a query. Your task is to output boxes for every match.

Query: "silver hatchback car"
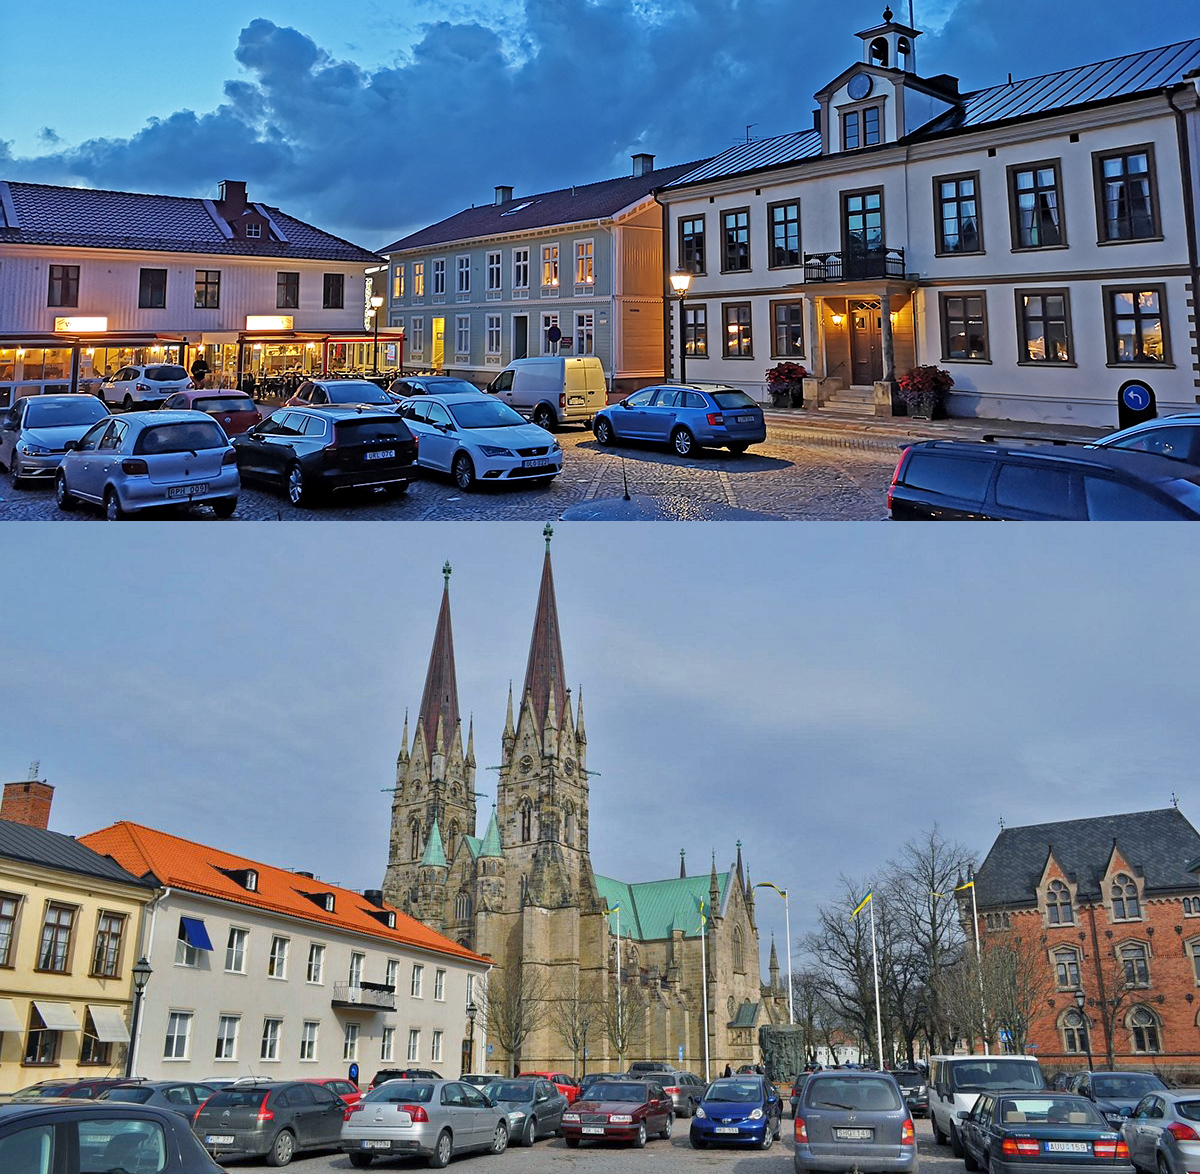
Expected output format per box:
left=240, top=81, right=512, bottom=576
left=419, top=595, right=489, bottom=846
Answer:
left=1, top=393, right=110, bottom=488
left=55, top=411, right=239, bottom=519
left=1122, top=1088, right=1200, bottom=1174
left=793, top=1071, right=918, bottom=1174
left=341, top=1078, right=508, bottom=1168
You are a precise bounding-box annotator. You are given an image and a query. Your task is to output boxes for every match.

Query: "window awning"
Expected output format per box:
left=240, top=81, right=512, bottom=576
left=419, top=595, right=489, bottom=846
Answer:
left=33, top=1000, right=81, bottom=1032
left=179, top=916, right=213, bottom=951
left=0, top=998, right=22, bottom=1032
left=86, top=1004, right=131, bottom=1044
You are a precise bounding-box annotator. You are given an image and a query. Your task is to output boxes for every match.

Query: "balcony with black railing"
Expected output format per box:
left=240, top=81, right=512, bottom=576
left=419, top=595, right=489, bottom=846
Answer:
left=332, top=981, right=396, bottom=1011
left=803, top=248, right=906, bottom=283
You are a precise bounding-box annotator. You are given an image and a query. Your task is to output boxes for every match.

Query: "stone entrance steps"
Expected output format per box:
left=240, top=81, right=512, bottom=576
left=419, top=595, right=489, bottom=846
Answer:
left=820, top=386, right=876, bottom=415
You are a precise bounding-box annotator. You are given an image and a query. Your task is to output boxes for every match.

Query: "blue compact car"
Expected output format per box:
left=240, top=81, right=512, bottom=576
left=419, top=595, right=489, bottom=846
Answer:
left=593, top=383, right=767, bottom=456
left=690, top=1076, right=783, bottom=1149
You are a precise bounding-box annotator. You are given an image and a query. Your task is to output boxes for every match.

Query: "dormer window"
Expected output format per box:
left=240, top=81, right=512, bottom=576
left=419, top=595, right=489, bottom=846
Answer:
left=246, top=223, right=262, bottom=239
left=1112, top=872, right=1141, bottom=920
left=1046, top=879, right=1074, bottom=924
left=843, top=107, right=881, bottom=151
left=244, top=869, right=258, bottom=891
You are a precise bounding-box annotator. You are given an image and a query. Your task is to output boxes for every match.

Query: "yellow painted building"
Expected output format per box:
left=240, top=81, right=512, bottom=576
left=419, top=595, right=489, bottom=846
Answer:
left=0, top=782, right=155, bottom=1094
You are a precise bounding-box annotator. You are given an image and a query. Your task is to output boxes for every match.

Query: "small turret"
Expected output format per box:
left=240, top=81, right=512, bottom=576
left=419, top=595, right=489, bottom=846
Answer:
left=397, top=710, right=410, bottom=767
left=709, top=851, right=721, bottom=920
left=576, top=686, right=587, bottom=744
left=768, top=934, right=780, bottom=992
left=466, top=715, right=476, bottom=768
left=679, top=848, right=687, bottom=879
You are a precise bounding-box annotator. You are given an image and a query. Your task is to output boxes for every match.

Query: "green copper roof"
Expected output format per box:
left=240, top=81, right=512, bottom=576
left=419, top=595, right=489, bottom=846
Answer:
left=463, top=835, right=483, bottom=860
left=595, top=872, right=731, bottom=941
left=420, top=819, right=447, bottom=868
left=478, top=808, right=503, bottom=858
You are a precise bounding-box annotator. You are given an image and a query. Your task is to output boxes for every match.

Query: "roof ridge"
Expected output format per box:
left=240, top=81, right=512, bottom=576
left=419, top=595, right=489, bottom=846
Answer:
left=997, top=808, right=1181, bottom=833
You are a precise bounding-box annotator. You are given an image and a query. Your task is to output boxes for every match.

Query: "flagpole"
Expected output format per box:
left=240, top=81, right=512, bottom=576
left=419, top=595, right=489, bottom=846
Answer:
left=784, top=890, right=794, bottom=1026
left=970, top=880, right=989, bottom=1056
left=869, top=896, right=884, bottom=1070
left=700, top=903, right=710, bottom=1082
left=616, top=905, right=624, bottom=1072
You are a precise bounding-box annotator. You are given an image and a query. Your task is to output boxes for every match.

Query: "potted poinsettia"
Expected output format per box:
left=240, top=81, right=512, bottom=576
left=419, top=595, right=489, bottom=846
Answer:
left=897, top=366, right=954, bottom=419
left=764, top=361, right=809, bottom=408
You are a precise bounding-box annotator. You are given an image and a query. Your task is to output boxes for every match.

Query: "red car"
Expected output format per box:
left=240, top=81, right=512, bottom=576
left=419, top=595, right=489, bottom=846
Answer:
left=306, top=1077, right=361, bottom=1108
left=162, top=389, right=262, bottom=436
left=561, top=1078, right=675, bottom=1147
left=519, top=1070, right=582, bottom=1104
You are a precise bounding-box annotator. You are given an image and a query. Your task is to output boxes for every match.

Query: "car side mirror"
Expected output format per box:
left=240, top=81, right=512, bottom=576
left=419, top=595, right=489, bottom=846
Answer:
left=64, top=440, right=78, bottom=451
left=620, top=400, right=630, bottom=409
left=957, top=1111, right=970, bottom=1120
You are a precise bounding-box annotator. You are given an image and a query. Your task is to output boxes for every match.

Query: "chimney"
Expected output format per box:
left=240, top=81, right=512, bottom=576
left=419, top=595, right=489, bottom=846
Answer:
left=295, top=870, right=315, bottom=878
left=216, top=180, right=248, bottom=217
left=494, top=186, right=513, bottom=206
left=631, top=153, right=655, bottom=177
left=363, top=889, right=386, bottom=908
left=2, top=780, right=54, bottom=830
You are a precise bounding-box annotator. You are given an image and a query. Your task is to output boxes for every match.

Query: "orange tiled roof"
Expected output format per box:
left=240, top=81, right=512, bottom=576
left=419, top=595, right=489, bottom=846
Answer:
left=80, top=821, right=488, bottom=966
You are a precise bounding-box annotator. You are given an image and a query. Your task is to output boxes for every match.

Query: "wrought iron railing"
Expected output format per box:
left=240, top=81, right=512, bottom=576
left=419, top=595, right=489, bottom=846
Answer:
left=332, top=982, right=396, bottom=1010
left=803, top=248, right=906, bottom=283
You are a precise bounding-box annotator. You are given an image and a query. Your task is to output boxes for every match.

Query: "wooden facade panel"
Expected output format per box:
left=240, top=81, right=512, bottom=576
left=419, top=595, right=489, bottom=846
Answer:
left=620, top=299, right=665, bottom=374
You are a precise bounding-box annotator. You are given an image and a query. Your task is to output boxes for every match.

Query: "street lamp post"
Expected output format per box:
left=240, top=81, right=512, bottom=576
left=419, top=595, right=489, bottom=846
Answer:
left=1074, top=988, right=1094, bottom=1072
left=669, top=268, right=693, bottom=383
left=465, top=999, right=478, bottom=1073
left=370, top=295, right=385, bottom=375
left=754, top=883, right=794, bottom=1025
left=125, top=956, right=153, bottom=1079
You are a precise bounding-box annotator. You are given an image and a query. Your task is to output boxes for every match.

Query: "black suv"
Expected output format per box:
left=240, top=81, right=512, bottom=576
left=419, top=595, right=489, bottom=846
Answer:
left=889, top=440, right=1200, bottom=520
left=368, top=1067, right=442, bottom=1091
left=232, top=405, right=418, bottom=507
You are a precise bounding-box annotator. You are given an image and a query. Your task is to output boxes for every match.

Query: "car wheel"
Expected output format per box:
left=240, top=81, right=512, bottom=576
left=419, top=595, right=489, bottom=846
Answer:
left=287, top=462, right=310, bottom=507
left=103, top=487, right=126, bottom=521
left=691, top=1135, right=707, bottom=1149
left=951, top=1122, right=965, bottom=1158
left=348, top=1155, right=374, bottom=1169
left=8, top=457, right=22, bottom=490
left=1158, top=1155, right=1171, bottom=1174
left=533, top=405, right=557, bottom=431
left=564, top=1136, right=580, bottom=1148
left=123, top=394, right=134, bottom=412
left=212, top=497, right=237, bottom=519
left=384, top=481, right=409, bottom=496
left=426, top=1129, right=453, bottom=1169
left=661, top=1113, right=674, bottom=1140
left=633, top=1122, right=647, bottom=1149
left=933, top=1117, right=948, bottom=1146
left=728, top=443, right=750, bottom=454
left=965, top=1143, right=980, bottom=1171
left=521, top=1117, right=536, bottom=1147
left=489, top=1121, right=508, bottom=1154
left=760, top=1124, right=773, bottom=1149
left=595, top=417, right=614, bottom=446
left=671, top=426, right=697, bottom=457
left=265, top=1129, right=295, bottom=1167
left=453, top=452, right=476, bottom=491
left=55, top=473, right=76, bottom=510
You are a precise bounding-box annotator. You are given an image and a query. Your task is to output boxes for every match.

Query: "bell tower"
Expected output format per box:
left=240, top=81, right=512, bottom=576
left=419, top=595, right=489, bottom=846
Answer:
left=856, top=6, right=920, bottom=73
left=383, top=561, right=477, bottom=918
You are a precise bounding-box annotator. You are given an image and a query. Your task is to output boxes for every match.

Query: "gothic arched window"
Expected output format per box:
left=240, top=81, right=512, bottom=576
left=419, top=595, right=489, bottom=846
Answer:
left=519, top=800, right=532, bottom=843
left=455, top=891, right=472, bottom=922
left=869, top=37, right=889, bottom=67
left=563, top=803, right=575, bottom=846
left=1060, top=1008, right=1089, bottom=1054
left=1128, top=1005, right=1161, bottom=1053
left=409, top=820, right=421, bottom=861
left=1052, top=947, right=1081, bottom=989
left=1046, top=880, right=1073, bottom=925
left=1118, top=941, right=1150, bottom=986
left=732, top=927, right=745, bottom=973
left=1112, top=873, right=1141, bottom=920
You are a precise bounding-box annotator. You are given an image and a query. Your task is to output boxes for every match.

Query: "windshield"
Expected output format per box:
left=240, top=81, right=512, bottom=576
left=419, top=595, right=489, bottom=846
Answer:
left=950, top=1060, right=1043, bottom=1093
left=999, top=1097, right=1105, bottom=1126
left=134, top=421, right=226, bottom=455
left=366, top=1082, right=434, bottom=1104
left=144, top=365, right=188, bottom=382
left=894, top=1072, right=924, bottom=1089
left=101, top=1087, right=154, bottom=1103
left=195, top=396, right=255, bottom=414
left=711, top=390, right=758, bottom=409
left=588, top=1082, right=645, bottom=1102
left=806, top=1077, right=903, bottom=1112
left=207, top=1089, right=268, bottom=1109
left=705, top=1080, right=762, bottom=1103
left=24, top=398, right=109, bottom=429
left=427, top=379, right=483, bottom=396
left=328, top=382, right=392, bottom=405
left=447, top=399, right=527, bottom=429
left=1093, top=1075, right=1163, bottom=1098
left=488, top=1082, right=533, bottom=1101
left=16, top=1084, right=70, bottom=1098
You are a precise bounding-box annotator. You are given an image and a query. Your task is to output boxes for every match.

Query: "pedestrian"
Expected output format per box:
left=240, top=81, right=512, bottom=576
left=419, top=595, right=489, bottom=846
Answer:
left=723, top=1063, right=733, bottom=1078
left=756, top=1063, right=765, bottom=1075
left=241, top=370, right=257, bottom=399
left=190, top=355, right=210, bottom=389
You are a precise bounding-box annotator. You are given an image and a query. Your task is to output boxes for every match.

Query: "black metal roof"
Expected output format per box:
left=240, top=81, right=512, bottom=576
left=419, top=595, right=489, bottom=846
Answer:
left=974, top=808, right=1200, bottom=907
left=0, top=818, right=153, bottom=889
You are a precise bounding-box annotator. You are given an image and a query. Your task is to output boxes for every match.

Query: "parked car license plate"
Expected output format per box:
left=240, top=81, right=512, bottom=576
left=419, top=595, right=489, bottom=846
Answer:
left=364, top=450, right=395, bottom=460
left=205, top=1135, right=235, bottom=1145
left=523, top=458, right=550, bottom=468
left=168, top=482, right=209, bottom=497
left=1045, top=1142, right=1089, bottom=1153
left=582, top=1126, right=605, bottom=1134
left=738, top=414, right=756, bottom=423
left=715, top=1126, right=740, bottom=1133
left=362, top=1140, right=392, bottom=1149
left=835, top=1128, right=873, bottom=1140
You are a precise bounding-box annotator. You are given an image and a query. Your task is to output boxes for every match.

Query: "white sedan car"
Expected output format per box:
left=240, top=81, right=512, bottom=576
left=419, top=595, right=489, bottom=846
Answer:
left=398, top=393, right=561, bottom=490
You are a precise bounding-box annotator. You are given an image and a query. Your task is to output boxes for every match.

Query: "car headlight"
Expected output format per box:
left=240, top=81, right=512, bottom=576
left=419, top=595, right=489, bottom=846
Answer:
left=479, top=445, right=513, bottom=457
left=562, top=1113, right=579, bottom=1123
left=695, top=1107, right=706, bottom=1119
left=551, top=441, right=561, bottom=453
left=749, top=1108, right=764, bottom=1120
left=919, top=1086, right=928, bottom=1095
left=19, top=443, right=50, bottom=456
left=507, top=1110, right=525, bottom=1122
left=610, top=1114, right=632, bottom=1124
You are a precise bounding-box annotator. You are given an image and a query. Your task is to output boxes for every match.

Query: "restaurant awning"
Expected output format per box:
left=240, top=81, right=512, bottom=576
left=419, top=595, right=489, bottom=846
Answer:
left=86, top=1004, right=131, bottom=1043
left=0, top=998, right=22, bottom=1032
left=33, top=1000, right=81, bottom=1032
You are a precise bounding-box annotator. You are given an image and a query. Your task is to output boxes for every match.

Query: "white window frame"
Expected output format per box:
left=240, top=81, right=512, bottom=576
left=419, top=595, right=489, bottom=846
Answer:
left=432, top=1029, right=443, bottom=1064
left=575, top=239, right=594, bottom=287
left=175, top=921, right=200, bottom=968
left=407, top=1028, right=420, bottom=1061
left=435, top=968, right=446, bottom=1001
left=466, top=974, right=475, bottom=1004
left=385, top=958, right=400, bottom=991
left=486, top=314, right=502, bottom=356
left=541, top=244, right=560, bottom=290
left=307, top=943, right=325, bottom=985
left=267, top=936, right=289, bottom=979
left=300, top=1020, right=319, bottom=1062
left=541, top=312, right=560, bottom=355
left=343, top=1022, right=360, bottom=1062
left=381, top=1025, right=395, bottom=1062
left=163, top=1010, right=192, bottom=1060
left=513, top=248, right=530, bottom=295
left=393, top=264, right=405, bottom=300
left=433, top=258, right=446, bottom=298
left=575, top=311, right=595, bottom=355
left=411, top=963, right=424, bottom=999
left=261, top=1017, right=282, bottom=1062
left=412, top=262, right=425, bottom=300
left=455, top=315, right=470, bottom=357
left=348, top=952, right=364, bottom=987
left=487, top=252, right=502, bottom=299
left=214, top=1014, right=239, bottom=1061
left=456, top=255, right=471, bottom=299
left=411, top=318, right=425, bottom=355
left=225, top=927, right=248, bottom=974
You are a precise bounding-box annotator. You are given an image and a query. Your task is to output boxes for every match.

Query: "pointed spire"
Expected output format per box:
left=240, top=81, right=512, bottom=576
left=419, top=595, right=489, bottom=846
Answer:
left=576, top=685, right=587, bottom=743
left=397, top=709, right=410, bottom=764
left=521, top=529, right=568, bottom=735
left=417, top=565, right=461, bottom=759
left=769, top=934, right=779, bottom=970
left=679, top=848, right=687, bottom=879
left=504, top=682, right=515, bottom=739
left=466, top=715, right=475, bottom=767
left=420, top=818, right=447, bottom=868
left=736, top=839, right=744, bottom=885
left=479, top=806, right=503, bottom=857
left=709, top=850, right=720, bottom=910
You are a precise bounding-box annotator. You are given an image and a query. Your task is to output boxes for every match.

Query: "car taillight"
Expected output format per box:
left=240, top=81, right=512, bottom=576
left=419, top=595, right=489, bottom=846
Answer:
left=1169, top=1123, right=1200, bottom=1142
left=888, top=446, right=911, bottom=512
left=402, top=1105, right=429, bottom=1123
left=902, top=1119, right=915, bottom=1145
left=663, top=1086, right=680, bottom=1094
left=706, top=412, right=725, bottom=426
left=1094, top=1140, right=1131, bottom=1159
left=193, top=1098, right=210, bottom=1124
left=136, top=383, right=151, bottom=392
left=121, top=458, right=149, bottom=475
left=1002, top=1138, right=1041, bottom=1157
left=794, top=1117, right=808, bottom=1143
left=559, top=393, right=566, bottom=407
left=344, top=1104, right=364, bottom=1121
left=256, top=1095, right=275, bottom=1125
left=221, top=448, right=237, bottom=465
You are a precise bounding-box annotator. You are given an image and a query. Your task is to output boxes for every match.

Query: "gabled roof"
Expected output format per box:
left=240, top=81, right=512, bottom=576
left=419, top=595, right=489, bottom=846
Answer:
left=0, top=181, right=381, bottom=262
left=665, top=38, right=1200, bottom=190
left=80, top=821, right=488, bottom=965
left=379, top=160, right=706, bottom=254
left=595, top=871, right=732, bottom=941
left=0, top=818, right=152, bottom=890
left=974, top=808, right=1200, bottom=908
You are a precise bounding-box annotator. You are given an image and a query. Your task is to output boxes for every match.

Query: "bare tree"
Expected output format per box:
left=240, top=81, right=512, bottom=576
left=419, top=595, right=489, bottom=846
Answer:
left=548, top=973, right=604, bottom=1077
left=1084, top=944, right=1146, bottom=1069
left=475, top=963, right=553, bottom=1076
left=603, top=977, right=646, bottom=1069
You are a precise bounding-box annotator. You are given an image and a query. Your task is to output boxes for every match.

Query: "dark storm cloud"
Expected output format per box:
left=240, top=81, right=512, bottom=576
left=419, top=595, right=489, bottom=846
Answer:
left=1, top=0, right=1196, bottom=244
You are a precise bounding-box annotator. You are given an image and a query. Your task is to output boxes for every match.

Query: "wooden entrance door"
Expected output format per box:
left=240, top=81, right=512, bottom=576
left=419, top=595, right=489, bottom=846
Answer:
left=432, top=317, right=445, bottom=369
left=850, top=300, right=882, bottom=385
left=513, top=316, right=529, bottom=360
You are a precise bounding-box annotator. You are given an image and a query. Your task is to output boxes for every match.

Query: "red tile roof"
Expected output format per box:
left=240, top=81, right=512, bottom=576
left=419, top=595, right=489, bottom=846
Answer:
left=80, top=822, right=488, bottom=966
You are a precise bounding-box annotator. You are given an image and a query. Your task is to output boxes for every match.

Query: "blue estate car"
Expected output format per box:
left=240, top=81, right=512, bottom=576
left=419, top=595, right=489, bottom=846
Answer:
left=690, top=1076, right=783, bottom=1149
left=593, top=383, right=767, bottom=456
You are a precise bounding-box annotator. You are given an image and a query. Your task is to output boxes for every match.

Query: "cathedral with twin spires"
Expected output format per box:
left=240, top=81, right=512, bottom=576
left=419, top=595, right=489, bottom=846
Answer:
left=382, top=527, right=788, bottom=1073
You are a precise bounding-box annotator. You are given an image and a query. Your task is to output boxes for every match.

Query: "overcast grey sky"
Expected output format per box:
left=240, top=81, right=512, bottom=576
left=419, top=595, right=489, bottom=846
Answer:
left=2, top=523, right=1194, bottom=977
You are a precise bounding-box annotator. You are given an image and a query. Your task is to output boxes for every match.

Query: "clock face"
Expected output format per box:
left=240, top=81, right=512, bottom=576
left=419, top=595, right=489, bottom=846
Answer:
left=847, top=73, right=873, bottom=101
left=519, top=754, right=533, bottom=773
left=564, top=759, right=575, bottom=776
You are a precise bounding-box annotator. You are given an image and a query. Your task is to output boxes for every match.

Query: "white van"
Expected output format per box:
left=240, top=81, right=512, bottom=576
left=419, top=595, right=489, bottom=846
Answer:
left=929, top=1054, right=1045, bottom=1155
left=485, top=356, right=607, bottom=430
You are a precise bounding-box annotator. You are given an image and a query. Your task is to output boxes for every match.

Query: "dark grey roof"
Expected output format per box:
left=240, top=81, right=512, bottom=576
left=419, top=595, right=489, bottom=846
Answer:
left=380, top=160, right=706, bottom=254
left=0, top=818, right=153, bottom=889
left=975, top=808, right=1200, bottom=907
left=0, top=182, right=381, bottom=263
left=666, top=38, right=1200, bottom=190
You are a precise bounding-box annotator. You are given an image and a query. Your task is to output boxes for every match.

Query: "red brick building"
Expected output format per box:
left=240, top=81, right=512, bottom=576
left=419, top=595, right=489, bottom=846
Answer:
left=974, top=808, right=1200, bottom=1071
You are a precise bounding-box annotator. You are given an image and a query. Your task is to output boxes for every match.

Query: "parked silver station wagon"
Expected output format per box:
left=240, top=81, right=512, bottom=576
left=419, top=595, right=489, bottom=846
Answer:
left=793, top=1071, right=918, bottom=1174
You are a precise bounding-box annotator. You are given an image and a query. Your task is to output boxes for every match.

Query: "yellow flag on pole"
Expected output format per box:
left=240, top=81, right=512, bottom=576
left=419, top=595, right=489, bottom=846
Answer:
left=850, top=891, right=873, bottom=919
